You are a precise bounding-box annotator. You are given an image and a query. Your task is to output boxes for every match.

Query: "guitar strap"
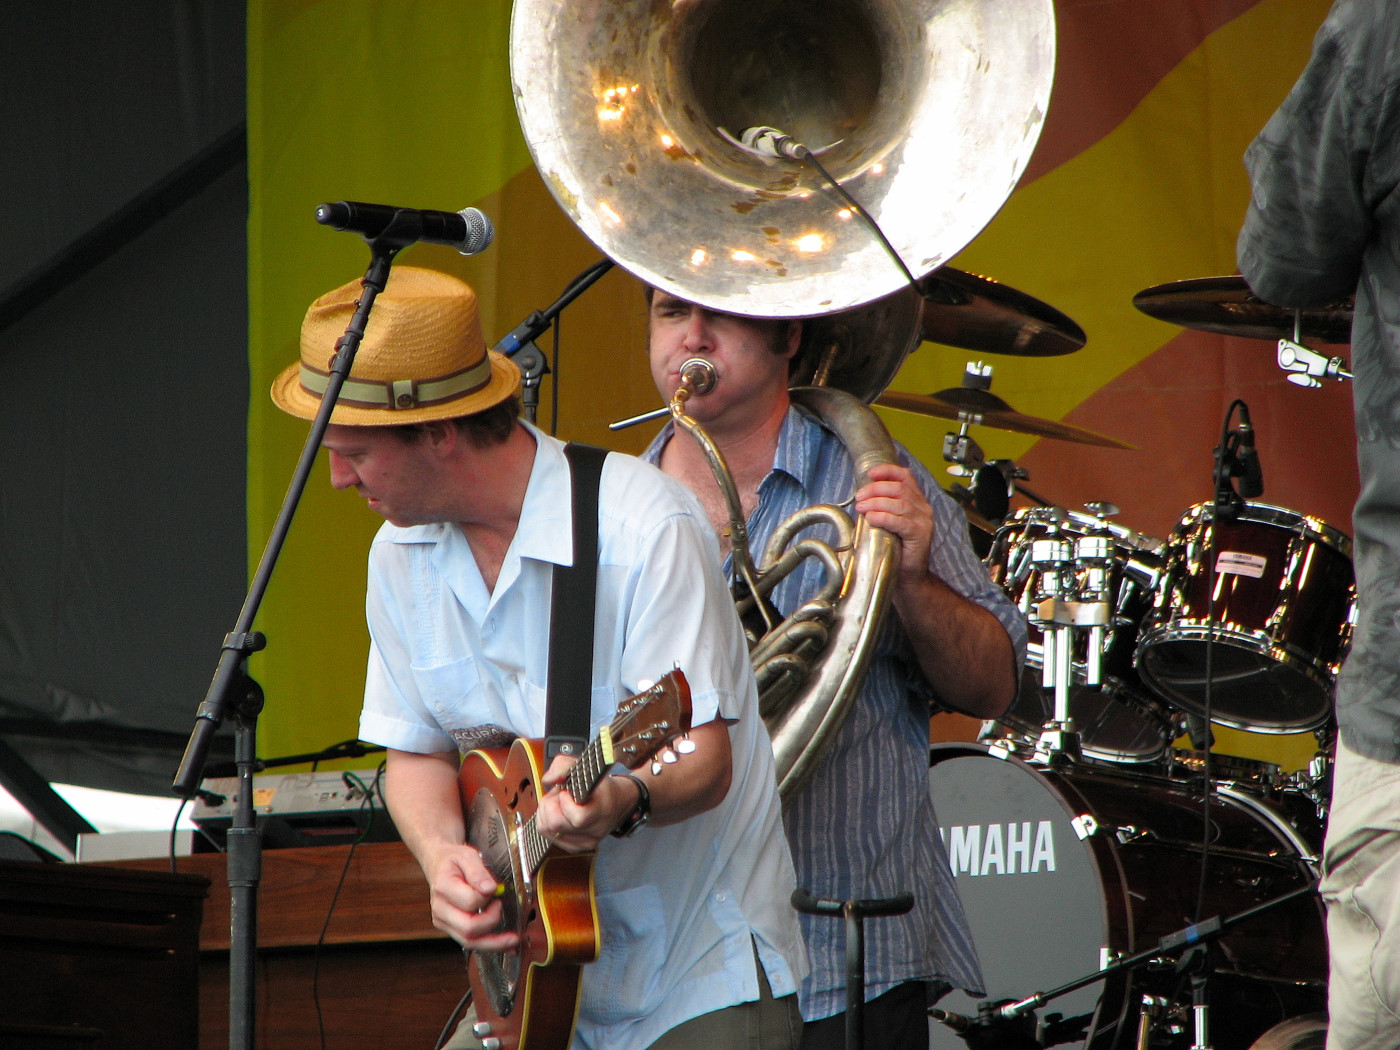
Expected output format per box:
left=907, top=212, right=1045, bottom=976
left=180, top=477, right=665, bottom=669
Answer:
left=544, top=442, right=608, bottom=763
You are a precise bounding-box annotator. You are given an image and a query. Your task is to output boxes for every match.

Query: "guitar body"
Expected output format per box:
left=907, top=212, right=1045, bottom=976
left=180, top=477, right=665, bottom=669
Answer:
left=455, top=671, right=692, bottom=1050
left=461, top=739, right=600, bottom=1050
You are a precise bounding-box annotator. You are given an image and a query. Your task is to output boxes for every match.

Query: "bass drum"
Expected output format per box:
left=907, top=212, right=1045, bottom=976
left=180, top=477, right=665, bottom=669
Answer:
left=984, top=507, right=1177, bottom=764
left=928, top=745, right=1326, bottom=1050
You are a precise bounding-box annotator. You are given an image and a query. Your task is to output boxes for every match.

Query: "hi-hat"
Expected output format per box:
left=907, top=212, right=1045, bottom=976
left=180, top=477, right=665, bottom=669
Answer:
left=875, top=388, right=1136, bottom=449
left=920, top=268, right=1087, bottom=356
left=1133, top=275, right=1353, bottom=343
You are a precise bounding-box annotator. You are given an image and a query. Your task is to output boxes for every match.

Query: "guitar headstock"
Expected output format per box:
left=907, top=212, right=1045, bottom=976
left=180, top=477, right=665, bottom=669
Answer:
left=607, top=669, right=693, bottom=771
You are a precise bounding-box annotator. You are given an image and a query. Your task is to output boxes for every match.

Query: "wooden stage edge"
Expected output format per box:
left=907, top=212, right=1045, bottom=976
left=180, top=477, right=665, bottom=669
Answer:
left=104, top=842, right=468, bottom=1050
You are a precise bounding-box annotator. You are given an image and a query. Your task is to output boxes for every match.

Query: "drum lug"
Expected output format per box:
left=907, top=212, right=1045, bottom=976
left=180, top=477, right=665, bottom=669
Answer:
left=1072, top=813, right=1152, bottom=847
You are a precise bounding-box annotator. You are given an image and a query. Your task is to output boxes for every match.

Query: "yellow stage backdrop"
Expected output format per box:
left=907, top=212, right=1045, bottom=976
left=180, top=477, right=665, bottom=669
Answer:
left=248, top=0, right=1349, bottom=771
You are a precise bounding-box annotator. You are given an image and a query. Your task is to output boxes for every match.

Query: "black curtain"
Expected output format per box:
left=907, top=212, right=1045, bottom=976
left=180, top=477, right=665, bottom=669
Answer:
left=0, top=2, right=248, bottom=795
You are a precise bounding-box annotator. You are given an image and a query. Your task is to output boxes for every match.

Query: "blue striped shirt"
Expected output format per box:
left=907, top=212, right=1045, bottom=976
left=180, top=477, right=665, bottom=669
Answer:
left=644, top=405, right=1028, bottom=1019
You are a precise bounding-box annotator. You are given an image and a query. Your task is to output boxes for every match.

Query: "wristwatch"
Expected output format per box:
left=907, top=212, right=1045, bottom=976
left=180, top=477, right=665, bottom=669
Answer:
left=609, top=772, right=651, bottom=838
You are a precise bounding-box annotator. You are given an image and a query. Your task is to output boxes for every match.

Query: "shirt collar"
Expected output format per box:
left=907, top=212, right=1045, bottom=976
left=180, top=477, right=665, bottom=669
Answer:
left=379, top=420, right=574, bottom=570
left=646, top=403, right=816, bottom=483
left=511, top=420, right=575, bottom=568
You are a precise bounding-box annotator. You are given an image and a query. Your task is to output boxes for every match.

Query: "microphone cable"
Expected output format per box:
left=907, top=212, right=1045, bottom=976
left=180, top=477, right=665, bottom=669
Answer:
left=733, top=126, right=924, bottom=297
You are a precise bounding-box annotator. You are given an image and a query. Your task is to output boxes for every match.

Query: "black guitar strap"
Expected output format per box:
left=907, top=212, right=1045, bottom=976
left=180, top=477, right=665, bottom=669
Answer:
left=544, top=442, right=608, bottom=763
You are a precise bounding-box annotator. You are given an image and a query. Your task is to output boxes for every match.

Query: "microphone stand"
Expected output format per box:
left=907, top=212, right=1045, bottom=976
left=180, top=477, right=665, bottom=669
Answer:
left=493, top=258, right=614, bottom=425
left=171, top=213, right=422, bottom=1050
left=201, top=737, right=386, bottom=780
left=932, top=881, right=1319, bottom=1050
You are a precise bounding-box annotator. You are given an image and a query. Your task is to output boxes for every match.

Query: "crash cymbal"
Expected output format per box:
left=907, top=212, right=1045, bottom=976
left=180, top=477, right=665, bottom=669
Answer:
left=875, top=388, right=1136, bottom=449
left=919, top=268, right=1087, bottom=357
left=1133, top=275, right=1353, bottom=343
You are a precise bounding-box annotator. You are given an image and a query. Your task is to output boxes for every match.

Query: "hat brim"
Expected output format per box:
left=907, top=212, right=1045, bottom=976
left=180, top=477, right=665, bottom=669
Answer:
left=270, top=350, right=522, bottom=426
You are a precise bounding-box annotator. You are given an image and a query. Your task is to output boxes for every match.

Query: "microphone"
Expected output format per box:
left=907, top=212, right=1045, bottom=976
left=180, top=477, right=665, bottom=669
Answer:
left=1235, top=404, right=1264, bottom=499
left=928, top=1006, right=1044, bottom=1050
left=739, top=125, right=810, bottom=161
left=314, top=200, right=495, bottom=256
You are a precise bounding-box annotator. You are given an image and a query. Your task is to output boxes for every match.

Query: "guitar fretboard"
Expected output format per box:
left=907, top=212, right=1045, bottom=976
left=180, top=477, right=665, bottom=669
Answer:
left=517, top=729, right=615, bottom=876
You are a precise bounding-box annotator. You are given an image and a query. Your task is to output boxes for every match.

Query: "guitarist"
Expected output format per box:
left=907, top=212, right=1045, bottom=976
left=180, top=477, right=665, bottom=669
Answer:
left=271, top=266, right=809, bottom=1050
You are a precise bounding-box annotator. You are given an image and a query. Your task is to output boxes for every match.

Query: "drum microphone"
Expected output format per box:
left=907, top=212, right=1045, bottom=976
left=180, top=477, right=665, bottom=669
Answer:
left=314, top=200, right=495, bottom=256
left=1235, top=404, right=1265, bottom=499
left=928, top=1006, right=1043, bottom=1050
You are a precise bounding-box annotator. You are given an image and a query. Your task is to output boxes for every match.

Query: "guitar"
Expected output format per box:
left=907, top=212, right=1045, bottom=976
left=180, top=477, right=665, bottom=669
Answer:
left=458, top=669, right=693, bottom=1050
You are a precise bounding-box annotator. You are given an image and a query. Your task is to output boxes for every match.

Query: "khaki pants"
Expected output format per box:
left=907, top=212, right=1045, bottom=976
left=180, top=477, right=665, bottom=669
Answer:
left=1321, top=741, right=1400, bottom=1050
left=445, top=941, right=801, bottom=1050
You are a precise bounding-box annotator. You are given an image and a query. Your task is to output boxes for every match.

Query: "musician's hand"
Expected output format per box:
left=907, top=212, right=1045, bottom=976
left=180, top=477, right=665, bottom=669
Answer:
left=852, top=463, right=935, bottom=589
left=537, top=755, right=638, bottom=852
left=423, top=842, right=519, bottom=952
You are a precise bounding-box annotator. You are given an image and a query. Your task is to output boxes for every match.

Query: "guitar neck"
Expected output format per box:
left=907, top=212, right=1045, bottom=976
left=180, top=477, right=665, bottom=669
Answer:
left=517, top=729, right=616, bottom=877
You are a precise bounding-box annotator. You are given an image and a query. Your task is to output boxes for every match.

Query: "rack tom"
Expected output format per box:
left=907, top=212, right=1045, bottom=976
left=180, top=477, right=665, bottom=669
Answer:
left=1135, top=502, right=1355, bottom=734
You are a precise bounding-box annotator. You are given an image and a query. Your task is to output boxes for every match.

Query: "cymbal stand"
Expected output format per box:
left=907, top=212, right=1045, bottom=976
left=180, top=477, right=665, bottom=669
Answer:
left=941, top=361, right=994, bottom=476
left=1277, top=310, right=1352, bottom=388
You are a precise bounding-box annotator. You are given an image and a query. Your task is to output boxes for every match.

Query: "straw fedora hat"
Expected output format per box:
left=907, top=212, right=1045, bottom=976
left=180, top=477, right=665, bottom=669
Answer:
left=271, top=266, right=521, bottom=426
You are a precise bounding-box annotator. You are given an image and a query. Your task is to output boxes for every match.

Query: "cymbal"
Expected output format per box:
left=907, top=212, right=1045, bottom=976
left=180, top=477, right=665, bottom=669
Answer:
left=919, top=268, right=1087, bottom=357
left=875, top=388, right=1136, bottom=449
left=1133, top=275, right=1353, bottom=343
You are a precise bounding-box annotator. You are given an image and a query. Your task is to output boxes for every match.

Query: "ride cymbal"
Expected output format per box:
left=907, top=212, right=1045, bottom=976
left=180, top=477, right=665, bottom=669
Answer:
left=875, top=388, right=1136, bottom=449
left=920, top=268, right=1087, bottom=357
left=1133, top=275, right=1353, bottom=343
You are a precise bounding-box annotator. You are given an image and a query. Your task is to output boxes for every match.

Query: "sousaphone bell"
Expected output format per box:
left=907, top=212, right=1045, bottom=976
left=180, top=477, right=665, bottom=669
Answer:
left=510, top=0, right=1057, bottom=797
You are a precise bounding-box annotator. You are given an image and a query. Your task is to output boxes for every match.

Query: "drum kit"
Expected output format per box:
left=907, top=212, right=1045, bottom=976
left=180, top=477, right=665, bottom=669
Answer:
left=904, top=271, right=1356, bottom=1050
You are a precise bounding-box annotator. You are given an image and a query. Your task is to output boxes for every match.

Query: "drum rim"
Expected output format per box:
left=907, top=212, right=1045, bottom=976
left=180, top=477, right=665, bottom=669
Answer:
left=1134, top=622, right=1337, bottom=733
left=1175, top=500, right=1353, bottom=558
left=1212, top=782, right=1322, bottom=875
left=992, top=505, right=1165, bottom=556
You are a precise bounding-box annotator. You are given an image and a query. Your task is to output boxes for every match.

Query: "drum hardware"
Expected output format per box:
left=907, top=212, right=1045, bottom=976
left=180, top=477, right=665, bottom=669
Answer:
left=1276, top=336, right=1351, bottom=389
left=983, top=505, right=1175, bottom=767
left=1023, top=516, right=1126, bottom=766
left=931, top=882, right=1320, bottom=1050
left=1134, top=995, right=1173, bottom=1050
left=1132, top=275, right=1353, bottom=389
left=792, top=888, right=914, bottom=1050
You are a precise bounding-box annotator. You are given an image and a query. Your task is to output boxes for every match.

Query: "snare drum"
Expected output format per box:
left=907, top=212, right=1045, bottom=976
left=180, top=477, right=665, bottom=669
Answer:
left=1136, top=502, right=1355, bottom=733
left=928, top=745, right=1326, bottom=1050
left=984, top=508, right=1177, bottom=763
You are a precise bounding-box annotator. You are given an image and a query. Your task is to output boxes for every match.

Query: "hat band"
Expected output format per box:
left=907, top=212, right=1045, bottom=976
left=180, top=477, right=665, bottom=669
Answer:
left=298, top=357, right=493, bottom=411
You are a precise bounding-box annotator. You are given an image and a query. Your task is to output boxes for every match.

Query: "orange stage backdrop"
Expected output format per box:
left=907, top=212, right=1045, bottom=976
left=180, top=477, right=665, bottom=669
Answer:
left=248, top=0, right=1348, bottom=771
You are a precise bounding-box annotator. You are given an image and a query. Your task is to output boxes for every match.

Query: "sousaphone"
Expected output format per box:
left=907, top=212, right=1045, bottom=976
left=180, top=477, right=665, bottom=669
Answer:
left=510, top=0, right=1056, bottom=797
